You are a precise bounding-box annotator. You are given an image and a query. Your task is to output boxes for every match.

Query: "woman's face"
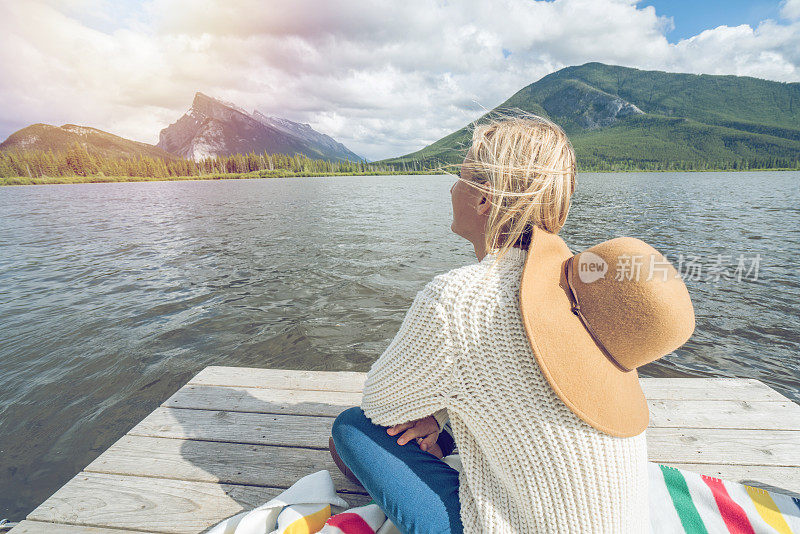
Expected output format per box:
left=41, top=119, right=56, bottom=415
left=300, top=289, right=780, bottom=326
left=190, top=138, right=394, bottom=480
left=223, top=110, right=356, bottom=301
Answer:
left=450, top=153, right=491, bottom=244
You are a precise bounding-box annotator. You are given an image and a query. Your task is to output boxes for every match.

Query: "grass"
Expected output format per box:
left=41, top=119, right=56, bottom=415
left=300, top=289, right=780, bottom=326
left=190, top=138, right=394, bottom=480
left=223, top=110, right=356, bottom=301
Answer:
left=0, top=169, right=434, bottom=186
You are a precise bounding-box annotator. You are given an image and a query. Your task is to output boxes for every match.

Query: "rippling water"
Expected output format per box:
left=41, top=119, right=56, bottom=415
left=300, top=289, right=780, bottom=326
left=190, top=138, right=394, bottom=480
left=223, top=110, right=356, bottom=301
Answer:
left=1, top=172, right=798, bottom=520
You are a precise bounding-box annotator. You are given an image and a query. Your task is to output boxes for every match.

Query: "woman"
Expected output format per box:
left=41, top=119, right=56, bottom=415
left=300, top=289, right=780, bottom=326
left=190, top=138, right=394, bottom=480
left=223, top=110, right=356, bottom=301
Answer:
left=330, top=114, right=651, bottom=533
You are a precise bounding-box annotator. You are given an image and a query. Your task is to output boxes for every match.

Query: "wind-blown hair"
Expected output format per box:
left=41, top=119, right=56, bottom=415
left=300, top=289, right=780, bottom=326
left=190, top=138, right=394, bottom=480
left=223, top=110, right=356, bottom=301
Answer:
left=452, top=110, right=576, bottom=265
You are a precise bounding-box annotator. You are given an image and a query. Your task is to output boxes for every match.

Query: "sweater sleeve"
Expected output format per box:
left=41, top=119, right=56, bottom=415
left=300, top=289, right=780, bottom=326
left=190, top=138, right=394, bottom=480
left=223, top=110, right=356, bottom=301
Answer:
left=360, top=278, right=456, bottom=429
left=432, top=407, right=449, bottom=433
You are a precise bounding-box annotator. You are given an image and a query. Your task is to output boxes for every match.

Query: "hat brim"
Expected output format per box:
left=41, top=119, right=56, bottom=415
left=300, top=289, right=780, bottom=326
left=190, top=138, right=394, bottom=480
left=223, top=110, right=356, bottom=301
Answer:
left=518, top=227, right=649, bottom=438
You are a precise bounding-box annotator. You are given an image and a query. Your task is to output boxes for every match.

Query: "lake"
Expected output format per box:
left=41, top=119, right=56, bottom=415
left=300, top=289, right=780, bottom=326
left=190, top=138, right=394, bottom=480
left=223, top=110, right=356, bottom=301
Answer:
left=1, top=171, right=798, bottom=520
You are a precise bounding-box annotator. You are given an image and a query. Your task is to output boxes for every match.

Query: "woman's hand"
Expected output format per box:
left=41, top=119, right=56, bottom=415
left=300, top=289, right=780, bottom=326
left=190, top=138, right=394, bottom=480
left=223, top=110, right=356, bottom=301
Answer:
left=387, top=415, right=444, bottom=458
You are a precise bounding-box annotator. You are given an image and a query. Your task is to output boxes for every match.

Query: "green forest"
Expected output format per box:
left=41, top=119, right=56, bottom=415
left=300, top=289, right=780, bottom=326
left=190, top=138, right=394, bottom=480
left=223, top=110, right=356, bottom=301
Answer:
left=0, top=142, right=411, bottom=185
left=381, top=62, right=800, bottom=172
left=1, top=134, right=798, bottom=187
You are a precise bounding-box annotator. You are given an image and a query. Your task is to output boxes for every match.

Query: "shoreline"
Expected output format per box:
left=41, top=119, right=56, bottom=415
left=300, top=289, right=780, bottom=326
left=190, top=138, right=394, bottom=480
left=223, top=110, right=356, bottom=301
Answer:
left=2, top=166, right=799, bottom=186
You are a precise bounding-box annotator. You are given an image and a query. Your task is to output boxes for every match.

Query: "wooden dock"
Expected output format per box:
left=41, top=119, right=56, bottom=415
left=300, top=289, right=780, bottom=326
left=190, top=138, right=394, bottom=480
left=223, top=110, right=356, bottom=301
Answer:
left=10, top=367, right=800, bottom=533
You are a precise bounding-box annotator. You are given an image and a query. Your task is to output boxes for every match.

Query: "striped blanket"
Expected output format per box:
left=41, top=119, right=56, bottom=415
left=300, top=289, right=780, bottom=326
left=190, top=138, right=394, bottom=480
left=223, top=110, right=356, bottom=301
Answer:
left=207, top=460, right=800, bottom=533
left=649, top=463, right=800, bottom=533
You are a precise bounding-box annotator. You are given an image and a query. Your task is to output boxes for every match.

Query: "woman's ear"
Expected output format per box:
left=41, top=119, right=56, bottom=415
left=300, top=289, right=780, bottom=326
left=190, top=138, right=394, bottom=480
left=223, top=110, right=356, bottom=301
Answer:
left=475, top=181, right=492, bottom=216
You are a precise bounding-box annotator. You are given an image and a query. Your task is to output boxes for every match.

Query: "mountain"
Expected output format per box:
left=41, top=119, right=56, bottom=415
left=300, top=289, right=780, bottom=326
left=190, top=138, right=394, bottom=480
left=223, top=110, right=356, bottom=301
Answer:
left=0, top=123, right=178, bottom=160
left=157, top=92, right=362, bottom=162
left=381, top=62, right=800, bottom=170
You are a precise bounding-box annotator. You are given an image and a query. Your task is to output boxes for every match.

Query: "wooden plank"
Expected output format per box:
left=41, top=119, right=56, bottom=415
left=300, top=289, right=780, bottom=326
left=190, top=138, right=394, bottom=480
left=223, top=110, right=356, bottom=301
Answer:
left=80, top=430, right=800, bottom=491
left=25, top=472, right=367, bottom=534
left=660, top=464, right=800, bottom=497
left=9, top=520, right=151, bottom=533
left=128, top=407, right=336, bottom=448
left=84, top=434, right=368, bottom=494
left=190, top=368, right=790, bottom=402
left=641, top=378, right=787, bottom=401
left=18, top=368, right=800, bottom=533
left=647, top=427, right=800, bottom=467
left=127, top=408, right=800, bottom=473
left=165, top=384, right=799, bottom=430
left=189, top=366, right=366, bottom=392
left=81, top=436, right=800, bottom=509
left=648, top=399, right=800, bottom=430
left=163, top=385, right=359, bottom=416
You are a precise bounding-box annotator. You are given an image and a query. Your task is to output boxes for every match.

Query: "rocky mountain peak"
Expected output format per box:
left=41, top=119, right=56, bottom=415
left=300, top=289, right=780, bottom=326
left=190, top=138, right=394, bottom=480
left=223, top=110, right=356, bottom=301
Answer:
left=188, top=92, right=253, bottom=124
left=157, top=93, right=362, bottom=162
left=541, top=81, right=644, bottom=131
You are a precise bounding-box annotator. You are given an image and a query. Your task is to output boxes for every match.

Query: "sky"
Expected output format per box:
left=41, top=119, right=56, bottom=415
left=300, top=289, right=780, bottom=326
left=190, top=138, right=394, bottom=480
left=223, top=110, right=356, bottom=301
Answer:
left=640, top=0, right=785, bottom=42
left=0, top=0, right=799, bottom=161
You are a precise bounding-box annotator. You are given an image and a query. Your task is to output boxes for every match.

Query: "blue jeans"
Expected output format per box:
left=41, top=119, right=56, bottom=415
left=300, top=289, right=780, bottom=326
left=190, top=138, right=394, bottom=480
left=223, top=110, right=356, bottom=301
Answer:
left=331, top=406, right=463, bottom=534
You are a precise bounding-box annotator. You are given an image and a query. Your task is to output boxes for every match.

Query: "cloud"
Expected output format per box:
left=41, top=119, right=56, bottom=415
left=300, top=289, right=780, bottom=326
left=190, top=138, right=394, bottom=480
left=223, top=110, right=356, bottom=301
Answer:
left=782, top=0, right=800, bottom=21
left=0, top=0, right=798, bottom=160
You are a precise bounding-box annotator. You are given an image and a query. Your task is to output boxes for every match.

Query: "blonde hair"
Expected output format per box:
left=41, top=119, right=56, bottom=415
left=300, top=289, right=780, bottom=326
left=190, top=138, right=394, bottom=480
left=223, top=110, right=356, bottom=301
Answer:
left=450, top=110, right=576, bottom=266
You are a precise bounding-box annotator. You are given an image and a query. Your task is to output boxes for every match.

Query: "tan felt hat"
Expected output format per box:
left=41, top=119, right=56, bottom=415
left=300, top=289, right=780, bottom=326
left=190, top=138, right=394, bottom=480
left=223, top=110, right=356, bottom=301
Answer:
left=518, top=225, right=696, bottom=438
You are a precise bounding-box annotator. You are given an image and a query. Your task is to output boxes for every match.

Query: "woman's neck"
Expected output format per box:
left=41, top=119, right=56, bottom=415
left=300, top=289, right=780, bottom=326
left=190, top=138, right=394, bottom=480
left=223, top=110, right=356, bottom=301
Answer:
left=474, top=241, right=527, bottom=262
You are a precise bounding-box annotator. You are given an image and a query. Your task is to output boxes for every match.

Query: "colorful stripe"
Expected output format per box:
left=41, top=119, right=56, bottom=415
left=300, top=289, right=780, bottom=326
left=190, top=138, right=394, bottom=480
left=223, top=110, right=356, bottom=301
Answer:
left=776, top=497, right=800, bottom=532
left=701, top=475, right=755, bottom=534
left=323, top=512, right=378, bottom=533
left=278, top=503, right=332, bottom=533
left=660, top=464, right=709, bottom=533
left=321, top=502, right=388, bottom=533
left=650, top=463, right=800, bottom=534
left=745, top=485, right=793, bottom=534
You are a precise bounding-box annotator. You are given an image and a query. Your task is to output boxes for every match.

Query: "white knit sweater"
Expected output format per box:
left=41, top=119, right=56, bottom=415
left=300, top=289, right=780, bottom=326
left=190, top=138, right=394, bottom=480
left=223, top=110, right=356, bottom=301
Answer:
left=360, top=247, right=650, bottom=533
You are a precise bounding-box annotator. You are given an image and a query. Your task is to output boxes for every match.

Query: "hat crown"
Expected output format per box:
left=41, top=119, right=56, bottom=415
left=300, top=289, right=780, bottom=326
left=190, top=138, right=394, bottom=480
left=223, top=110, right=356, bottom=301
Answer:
left=567, top=237, right=696, bottom=370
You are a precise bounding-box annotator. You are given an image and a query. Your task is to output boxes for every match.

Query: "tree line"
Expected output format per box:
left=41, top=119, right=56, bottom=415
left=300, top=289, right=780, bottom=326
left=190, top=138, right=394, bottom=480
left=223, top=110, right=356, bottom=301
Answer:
left=1, top=141, right=798, bottom=181
left=383, top=154, right=800, bottom=173
left=0, top=142, right=396, bottom=179
left=576, top=155, right=800, bottom=172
